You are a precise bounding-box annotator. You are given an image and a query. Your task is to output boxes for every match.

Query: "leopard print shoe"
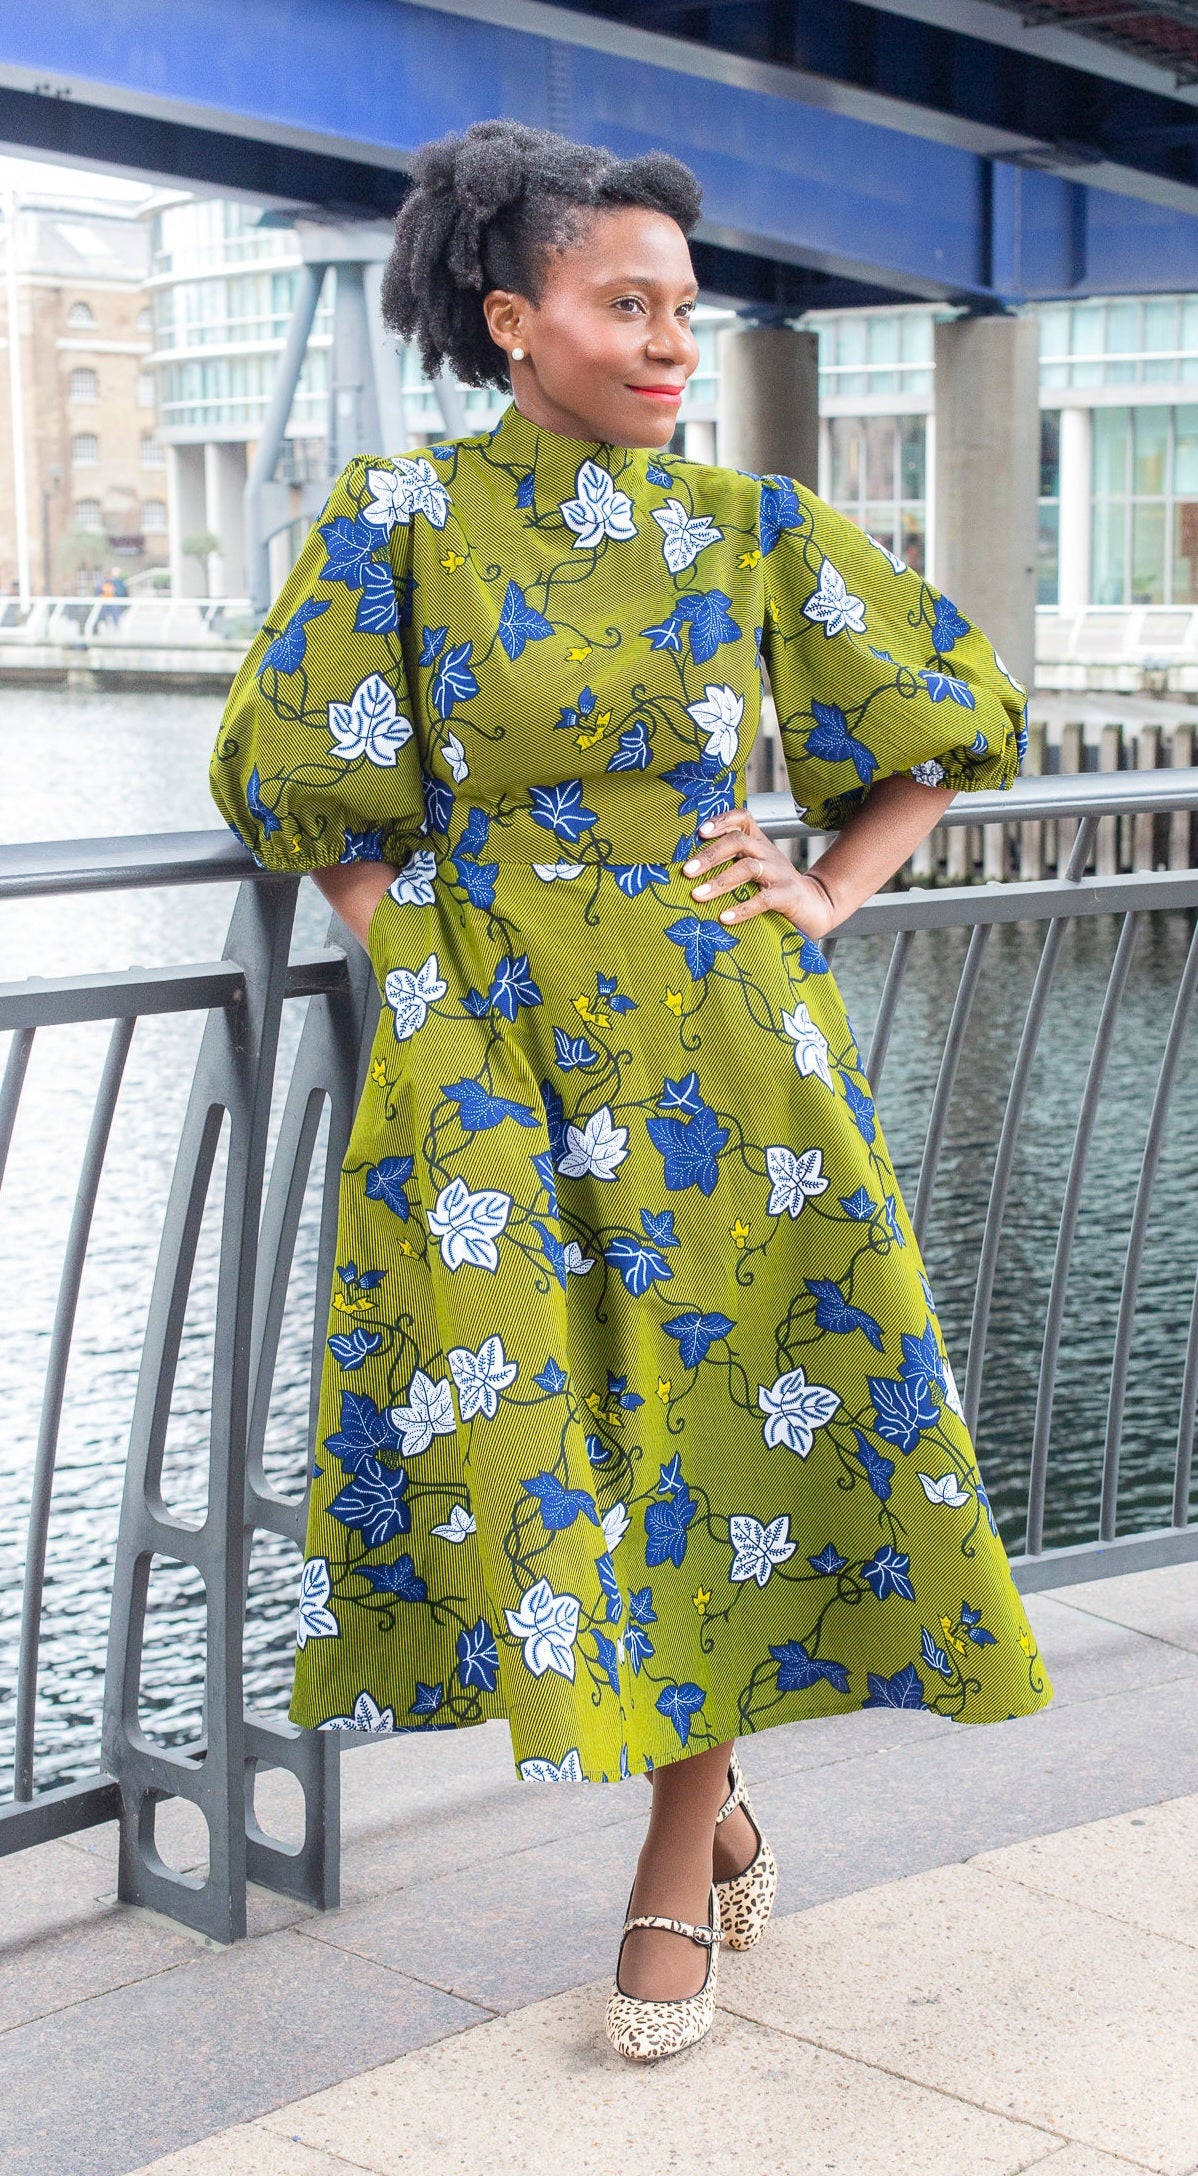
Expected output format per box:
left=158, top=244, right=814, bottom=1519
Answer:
left=714, top=1749, right=778, bottom=1950
left=604, top=1882, right=722, bottom=2061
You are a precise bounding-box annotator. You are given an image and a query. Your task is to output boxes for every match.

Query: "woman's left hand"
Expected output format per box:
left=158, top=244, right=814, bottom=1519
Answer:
left=683, top=806, right=838, bottom=937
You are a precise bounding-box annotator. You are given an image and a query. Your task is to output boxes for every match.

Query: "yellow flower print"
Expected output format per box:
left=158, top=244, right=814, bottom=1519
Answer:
left=1017, top=1626, right=1034, bottom=1657
left=566, top=644, right=592, bottom=662
left=693, top=1587, right=711, bottom=1615
left=399, top=1238, right=414, bottom=1255
left=573, top=995, right=596, bottom=1022
left=656, top=1377, right=671, bottom=1403
left=664, top=989, right=684, bottom=1016
left=575, top=725, right=604, bottom=749
left=731, top=1218, right=750, bottom=1248
left=440, top=550, right=465, bottom=571
left=767, top=593, right=781, bottom=625
left=371, top=1058, right=387, bottom=1085
left=737, top=549, right=761, bottom=569
left=332, top=1291, right=375, bottom=1315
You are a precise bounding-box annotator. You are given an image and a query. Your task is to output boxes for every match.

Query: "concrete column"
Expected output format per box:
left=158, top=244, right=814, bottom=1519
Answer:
left=204, top=441, right=247, bottom=597
left=167, top=442, right=206, bottom=597
left=933, top=313, right=1040, bottom=690
left=329, top=260, right=381, bottom=474
left=716, top=324, right=819, bottom=486
left=1057, top=402, right=1091, bottom=614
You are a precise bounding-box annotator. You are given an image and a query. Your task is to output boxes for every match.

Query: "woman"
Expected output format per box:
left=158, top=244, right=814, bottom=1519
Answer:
left=212, top=118, right=1053, bottom=2063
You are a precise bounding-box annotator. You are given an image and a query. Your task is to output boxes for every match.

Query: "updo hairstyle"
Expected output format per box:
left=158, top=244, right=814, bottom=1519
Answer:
left=380, top=119, right=702, bottom=391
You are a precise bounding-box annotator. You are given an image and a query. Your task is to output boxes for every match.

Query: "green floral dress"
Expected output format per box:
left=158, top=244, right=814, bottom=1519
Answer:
left=212, top=398, right=1053, bottom=1782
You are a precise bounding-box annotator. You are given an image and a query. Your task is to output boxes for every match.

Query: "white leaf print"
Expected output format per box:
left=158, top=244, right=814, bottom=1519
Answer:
left=563, top=1239, right=596, bottom=1275
left=328, top=674, right=414, bottom=766
left=431, top=1503, right=477, bottom=1543
left=942, top=1354, right=966, bottom=1418
left=448, top=1334, right=519, bottom=1421
left=728, top=1513, right=797, bottom=1588
left=651, top=498, right=722, bottom=574
left=758, top=1366, right=841, bottom=1456
left=867, top=532, right=908, bottom=575
left=559, top=459, right=638, bottom=548
left=917, top=1471, right=971, bottom=1509
left=801, top=556, right=867, bottom=638
left=781, top=1002, right=834, bottom=1090
left=428, top=1176, right=513, bottom=1271
left=519, top=1748, right=586, bottom=1782
left=318, top=1691, right=395, bottom=1733
left=296, top=1557, right=339, bottom=1649
left=557, top=1105, right=629, bottom=1180
left=764, top=1144, right=830, bottom=1218
left=601, top=1501, right=630, bottom=1553
left=389, top=848, right=438, bottom=905
left=387, top=1370, right=457, bottom=1454
left=532, top=860, right=586, bottom=880
left=444, top=732, right=469, bottom=781
left=686, top=682, right=743, bottom=767
left=505, top=1578, right=582, bottom=1679
left=362, top=456, right=452, bottom=531
left=384, top=951, right=448, bottom=1040
left=909, top=758, right=945, bottom=787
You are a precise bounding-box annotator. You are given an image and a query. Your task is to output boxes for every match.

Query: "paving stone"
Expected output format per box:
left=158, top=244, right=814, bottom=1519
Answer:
left=0, top=1926, right=487, bottom=2176
left=971, top=1792, right=1198, bottom=1952
left=723, top=1855, right=1198, bottom=2173
left=261, top=1984, right=1062, bottom=2176
left=0, top=1837, right=194, bottom=2033
left=1039, top=1562, right=1198, bottom=1657
left=125, top=2134, right=357, bottom=2176
left=1021, top=1590, right=1198, bottom=1705
left=1015, top=2149, right=1161, bottom=2176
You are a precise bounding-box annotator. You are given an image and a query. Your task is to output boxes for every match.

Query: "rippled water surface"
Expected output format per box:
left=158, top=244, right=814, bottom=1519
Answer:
left=2, top=688, right=1196, bottom=1793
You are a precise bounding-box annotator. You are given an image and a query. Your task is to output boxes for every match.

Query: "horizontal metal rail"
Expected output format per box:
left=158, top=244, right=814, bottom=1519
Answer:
left=1, top=777, right=1196, bottom=1936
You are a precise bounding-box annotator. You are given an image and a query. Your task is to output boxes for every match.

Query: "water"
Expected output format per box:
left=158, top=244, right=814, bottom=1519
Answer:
left=1, top=688, right=1196, bottom=1794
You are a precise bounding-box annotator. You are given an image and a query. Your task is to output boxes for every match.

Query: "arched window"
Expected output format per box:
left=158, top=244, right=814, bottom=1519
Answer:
left=71, top=433, right=99, bottom=466
left=141, top=499, right=167, bottom=533
left=67, top=300, right=96, bottom=329
left=73, top=499, right=102, bottom=530
left=68, top=368, right=99, bottom=403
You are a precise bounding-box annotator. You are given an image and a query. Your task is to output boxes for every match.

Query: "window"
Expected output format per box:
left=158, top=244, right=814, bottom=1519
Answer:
left=73, top=499, right=102, bottom=531
left=71, top=432, right=99, bottom=467
left=815, top=309, right=934, bottom=402
left=67, top=300, right=96, bottom=329
left=137, top=306, right=153, bottom=332
left=139, top=433, right=164, bottom=468
left=141, top=499, right=167, bottom=533
left=1039, top=296, right=1198, bottom=394
left=827, top=414, right=927, bottom=572
left=136, top=372, right=156, bottom=409
left=68, top=367, right=98, bottom=403
left=1038, top=411, right=1061, bottom=606
left=1089, top=403, right=1198, bottom=604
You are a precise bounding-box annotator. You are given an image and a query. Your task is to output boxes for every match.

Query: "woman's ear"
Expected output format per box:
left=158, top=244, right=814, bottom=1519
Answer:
left=482, top=289, right=524, bottom=356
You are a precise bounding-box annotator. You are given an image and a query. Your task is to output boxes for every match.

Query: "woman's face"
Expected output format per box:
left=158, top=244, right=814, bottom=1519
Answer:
left=482, top=205, right=701, bottom=448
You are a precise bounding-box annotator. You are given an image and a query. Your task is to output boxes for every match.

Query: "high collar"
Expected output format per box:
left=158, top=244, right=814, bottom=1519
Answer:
left=482, top=398, right=654, bottom=504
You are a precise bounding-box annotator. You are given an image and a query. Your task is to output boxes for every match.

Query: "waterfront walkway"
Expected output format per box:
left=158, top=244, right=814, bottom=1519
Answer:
left=3, top=1558, right=1197, bottom=2176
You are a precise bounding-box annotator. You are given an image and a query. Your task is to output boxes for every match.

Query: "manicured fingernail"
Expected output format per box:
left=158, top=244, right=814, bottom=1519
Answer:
left=719, top=908, right=735, bottom=922
left=699, top=821, right=714, bottom=834
left=692, top=883, right=709, bottom=898
left=682, top=858, right=700, bottom=874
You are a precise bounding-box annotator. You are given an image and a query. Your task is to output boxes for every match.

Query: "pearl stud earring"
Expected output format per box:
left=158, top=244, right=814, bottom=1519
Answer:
left=511, top=345, right=525, bottom=362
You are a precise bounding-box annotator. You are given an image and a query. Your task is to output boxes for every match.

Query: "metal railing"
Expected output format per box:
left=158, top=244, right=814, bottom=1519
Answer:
left=0, top=596, right=255, bottom=649
left=2, top=768, right=1197, bottom=1942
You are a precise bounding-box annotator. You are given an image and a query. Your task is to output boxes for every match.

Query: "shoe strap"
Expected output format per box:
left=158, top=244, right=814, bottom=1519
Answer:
left=622, top=1911, right=721, bottom=1948
left=715, top=1748, right=746, bottom=1827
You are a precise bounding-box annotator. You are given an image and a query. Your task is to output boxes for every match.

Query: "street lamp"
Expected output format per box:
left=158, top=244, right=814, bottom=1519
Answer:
left=41, top=463, right=61, bottom=595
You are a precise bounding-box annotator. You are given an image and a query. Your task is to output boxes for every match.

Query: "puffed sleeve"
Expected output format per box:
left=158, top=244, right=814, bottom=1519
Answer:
left=757, top=477, right=1028, bottom=834
left=210, top=455, right=426, bottom=872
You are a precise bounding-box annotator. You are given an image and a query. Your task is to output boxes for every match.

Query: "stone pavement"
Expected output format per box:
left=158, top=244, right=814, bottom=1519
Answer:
left=2, top=1559, right=1197, bottom=2176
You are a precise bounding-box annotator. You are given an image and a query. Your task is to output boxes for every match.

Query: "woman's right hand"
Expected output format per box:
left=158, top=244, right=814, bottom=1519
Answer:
left=311, top=861, right=398, bottom=951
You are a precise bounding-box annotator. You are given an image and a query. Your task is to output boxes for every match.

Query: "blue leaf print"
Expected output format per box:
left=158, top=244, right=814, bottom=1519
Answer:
left=863, top=1663, right=928, bottom=1710
left=362, top=1553, right=428, bottom=1602
left=662, top=1309, right=735, bottom=1368
left=531, top=1148, right=558, bottom=1211
left=604, top=1235, right=673, bottom=1296
left=328, top=1328, right=383, bottom=1372
left=646, top=1105, right=729, bottom=1194
left=672, top=589, right=741, bottom=666
left=932, top=594, right=971, bottom=651
left=799, top=935, right=829, bottom=974
left=498, top=579, right=554, bottom=659
left=591, top=1629, right=621, bottom=1695
left=661, top=754, right=737, bottom=826
left=960, top=1602, right=997, bottom=1646
left=645, top=1486, right=697, bottom=1569
left=515, top=470, right=536, bottom=508
left=770, top=1639, right=850, bottom=1694
left=585, top=1432, right=610, bottom=1466
left=420, top=624, right=448, bottom=666
left=553, top=1027, right=599, bottom=1070
left=458, top=805, right=491, bottom=856
left=597, top=972, right=635, bottom=1013
left=641, top=1207, right=680, bottom=1249
left=976, top=1481, right=999, bottom=1537
left=919, top=669, right=975, bottom=709
left=842, top=1075, right=876, bottom=1143
left=655, top=1680, right=707, bottom=1746
left=595, top=1551, right=623, bottom=1624
left=640, top=610, right=685, bottom=653
left=900, top=1321, right=946, bottom=1395
left=853, top=1430, right=895, bottom=1503
left=423, top=772, right=455, bottom=833
left=647, top=459, right=673, bottom=486
left=657, top=1454, right=686, bottom=1495
left=410, top=1681, right=444, bottom=1714
left=539, top=1078, right=567, bottom=1161
left=860, top=1545, right=916, bottom=1602
left=664, top=914, right=740, bottom=980
left=527, top=779, right=599, bottom=844
left=626, top=1586, right=657, bottom=1672
left=534, top=1357, right=569, bottom=1395
left=921, top=1625, right=954, bottom=1679
left=328, top=1458, right=411, bottom=1548
left=869, top=1370, right=938, bottom=1451
left=453, top=857, right=498, bottom=910
left=318, top=513, right=378, bottom=588
left=444, top=1077, right=539, bottom=1131
left=532, top=1220, right=568, bottom=1289
left=365, top=1157, right=414, bottom=1219
left=607, top=721, right=653, bottom=772
left=806, top=1277, right=885, bottom=1350
left=353, top=558, right=400, bottom=634
left=660, top=1072, right=706, bottom=1115
left=806, top=701, right=879, bottom=787
left=523, top=1471, right=601, bottom=1531
left=456, top=1617, right=499, bottom=1692
left=431, top=639, right=479, bottom=722
left=340, top=828, right=386, bottom=863
left=839, top=1186, right=878, bottom=1221
left=258, top=598, right=329, bottom=675
left=324, top=1390, right=401, bottom=1471
left=809, top=1543, right=848, bottom=1576
left=246, top=766, right=281, bottom=836
left=759, top=476, right=805, bottom=555
left=611, top=861, right=670, bottom=896
left=488, top=953, right=542, bottom=1020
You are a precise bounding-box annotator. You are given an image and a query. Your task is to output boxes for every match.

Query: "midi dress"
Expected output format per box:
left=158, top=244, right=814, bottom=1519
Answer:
left=211, top=398, right=1054, bottom=1782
